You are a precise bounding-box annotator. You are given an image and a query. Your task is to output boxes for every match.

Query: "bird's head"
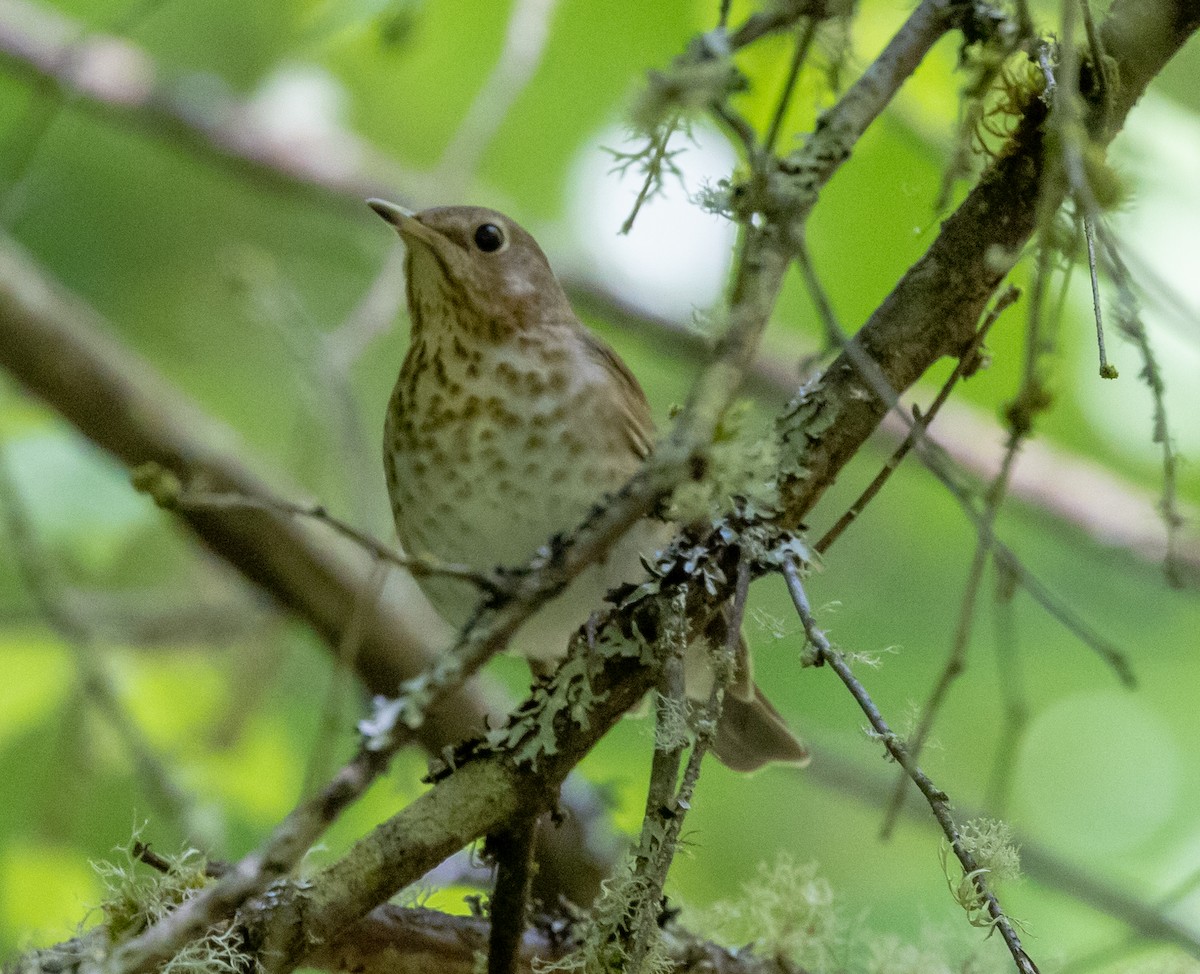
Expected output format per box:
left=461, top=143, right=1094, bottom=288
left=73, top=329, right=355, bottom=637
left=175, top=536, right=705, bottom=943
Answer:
left=368, top=200, right=574, bottom=340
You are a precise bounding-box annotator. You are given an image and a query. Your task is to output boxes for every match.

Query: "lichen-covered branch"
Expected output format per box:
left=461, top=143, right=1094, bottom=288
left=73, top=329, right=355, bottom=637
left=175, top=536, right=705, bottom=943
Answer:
left=301, top=904, right=812, bottom=974
left=775, top=0, right=1200, bottom=529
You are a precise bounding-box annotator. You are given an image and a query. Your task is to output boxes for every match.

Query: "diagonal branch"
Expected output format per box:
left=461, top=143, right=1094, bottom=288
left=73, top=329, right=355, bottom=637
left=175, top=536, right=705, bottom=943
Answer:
left=776, top=0, right=1200, bottom=531
left=783, top=560, right=1038, bottom=974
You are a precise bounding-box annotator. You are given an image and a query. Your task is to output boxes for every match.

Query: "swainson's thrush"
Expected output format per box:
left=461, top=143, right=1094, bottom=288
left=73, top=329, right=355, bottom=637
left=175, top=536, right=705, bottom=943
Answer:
left=370, top=199, right=806, bottom=771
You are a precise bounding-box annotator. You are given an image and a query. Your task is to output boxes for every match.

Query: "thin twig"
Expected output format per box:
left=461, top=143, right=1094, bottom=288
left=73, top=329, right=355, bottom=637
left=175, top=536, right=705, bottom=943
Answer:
left=1090, top=222, right=1185, bottom=585
left=1077, top=0, right=1112, bottom=125
left=728, top=0, right=827, bottom=50
left=782, top=559, right=1040, bottom=974
left=111, top=723, right=400, bottom=974
left=814, top=286, right=1018, bottom=554
left=984, top=561, right=1029, bottom=813
left=793, top=241, right=1136, bottom=685
left=157, top=482, right=508, bottom=594
left=1042, top=8, right=1185, bottom=582
left=717, top=0, right=733, bottom=30
left=764, top=18, right=818, bottom=153
left=880, top=246, right=1046, bottom=834
left=776, top=0, right=958, bottom=228
left=1084, top=214, right=1116, bottom=378
left=880, top=418, right=1024, bottom=838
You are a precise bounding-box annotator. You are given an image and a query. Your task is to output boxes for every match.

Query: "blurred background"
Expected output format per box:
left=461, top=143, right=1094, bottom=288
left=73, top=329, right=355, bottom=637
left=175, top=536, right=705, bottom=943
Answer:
left=0, top=0, right=1198, bottom=970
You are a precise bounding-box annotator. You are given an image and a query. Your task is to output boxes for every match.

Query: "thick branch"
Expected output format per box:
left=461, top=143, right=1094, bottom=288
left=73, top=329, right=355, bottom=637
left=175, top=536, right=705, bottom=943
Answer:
left=571, top=281, right=1199, bottom=578
left=776, top=0, right=1200, bottom=527
left=246, top=646, right=653, bottom=972
left=304, top=904, right=809, bottom=974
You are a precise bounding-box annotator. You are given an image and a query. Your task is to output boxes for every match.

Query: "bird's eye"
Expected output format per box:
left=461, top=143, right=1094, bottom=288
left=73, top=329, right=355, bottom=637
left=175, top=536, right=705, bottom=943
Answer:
left=473, top=223, right=506, bottom=252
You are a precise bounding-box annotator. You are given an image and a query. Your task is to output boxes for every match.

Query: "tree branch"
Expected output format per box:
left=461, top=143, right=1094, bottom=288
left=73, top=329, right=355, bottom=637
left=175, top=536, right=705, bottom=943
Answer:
left=775, top=0, right=1200, bottom=531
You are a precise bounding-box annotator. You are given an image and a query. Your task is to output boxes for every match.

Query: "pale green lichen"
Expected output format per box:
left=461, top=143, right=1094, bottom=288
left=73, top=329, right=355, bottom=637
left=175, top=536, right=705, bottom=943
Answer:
left=940, top=818, right=1023, bottom=933
left=490, top=624, right=651, bottom=771
left=695, top=855, right=843, bottom=968
left=863, top=925, right=1012, bottom=974
left=775, top=376, right=839, bottom=481
left=958, top=817, right=1022, bottom=885
left=631, top=32, right=745, bottom=135
left=93, top=836, right=209, bottom=941
left=92, top=835, right=259, bottom=974
left=668, top=401, right=782, bottom=524
left=534, top=856, right=670, bottom=974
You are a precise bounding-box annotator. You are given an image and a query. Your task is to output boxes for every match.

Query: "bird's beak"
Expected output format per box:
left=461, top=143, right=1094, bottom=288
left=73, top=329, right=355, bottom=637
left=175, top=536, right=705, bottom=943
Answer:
left=367, top=197, right=415, bottom=226
left=367, top=198, right=447, bottom=253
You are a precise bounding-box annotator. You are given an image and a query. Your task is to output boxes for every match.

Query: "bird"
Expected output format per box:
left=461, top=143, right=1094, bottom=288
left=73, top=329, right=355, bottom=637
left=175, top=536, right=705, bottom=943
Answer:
left=369, top=198, right=807, bottom=772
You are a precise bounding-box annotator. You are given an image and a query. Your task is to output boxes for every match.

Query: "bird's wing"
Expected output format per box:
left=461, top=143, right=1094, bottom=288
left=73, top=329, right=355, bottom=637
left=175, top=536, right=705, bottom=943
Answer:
left=581, top=329, right=656, bottom=461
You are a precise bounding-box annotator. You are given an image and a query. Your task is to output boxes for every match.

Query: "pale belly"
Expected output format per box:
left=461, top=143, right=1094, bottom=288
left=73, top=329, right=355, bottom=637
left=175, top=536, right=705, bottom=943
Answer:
left=385, top=368, right=667, bottom=663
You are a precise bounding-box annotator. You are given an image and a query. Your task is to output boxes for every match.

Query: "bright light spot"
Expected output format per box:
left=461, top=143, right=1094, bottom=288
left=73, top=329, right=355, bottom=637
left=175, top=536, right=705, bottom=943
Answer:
left=566, top=124, right=737, bottom=321
left=1072, top=93, right=1200, bottom=463
left=245, top=64, right=364, bottom=177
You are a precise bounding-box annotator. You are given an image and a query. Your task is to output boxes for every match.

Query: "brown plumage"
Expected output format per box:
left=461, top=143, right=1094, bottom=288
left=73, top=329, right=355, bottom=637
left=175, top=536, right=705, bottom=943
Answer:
left=371, top=199, right=807, bottom=771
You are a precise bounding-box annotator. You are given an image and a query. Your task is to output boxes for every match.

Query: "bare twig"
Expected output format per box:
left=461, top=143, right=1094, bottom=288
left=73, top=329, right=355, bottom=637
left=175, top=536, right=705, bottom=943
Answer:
left=728, top=0, right=829, bottom=50
left=814, top=286, right=1017, bottom=555
left=879, top=241, right=1050, bottom=836
left=1084, top=214, right=1117, bottom=378
left=764, top=18, right=818, bottom=153
left=1045, top=2, right=1185, bottom=580
left=984, top=562, right=1029, bottom=813
left=717, top=0, right=733, bottom=31
left=796, top=221, right=1135, bottom=689
left=782, top=559, right=1040, bottom=974
left=150, top=479, right=508, bottom=595
left=776, top=0, right=959, bottom=231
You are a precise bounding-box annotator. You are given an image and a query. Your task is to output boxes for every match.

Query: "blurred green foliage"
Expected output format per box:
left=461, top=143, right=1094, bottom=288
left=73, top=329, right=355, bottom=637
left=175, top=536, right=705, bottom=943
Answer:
left=0, top=0, right=1198, bottom=968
